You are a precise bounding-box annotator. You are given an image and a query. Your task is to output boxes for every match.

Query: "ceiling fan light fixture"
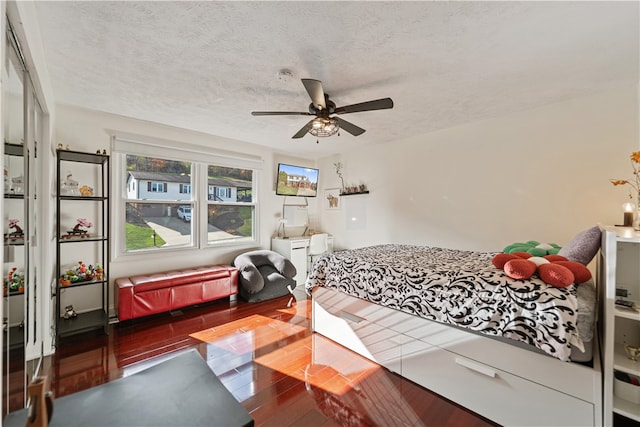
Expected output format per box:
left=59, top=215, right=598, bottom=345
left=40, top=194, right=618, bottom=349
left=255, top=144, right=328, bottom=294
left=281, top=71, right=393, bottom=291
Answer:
left=308, top=117, right=339, bottom=137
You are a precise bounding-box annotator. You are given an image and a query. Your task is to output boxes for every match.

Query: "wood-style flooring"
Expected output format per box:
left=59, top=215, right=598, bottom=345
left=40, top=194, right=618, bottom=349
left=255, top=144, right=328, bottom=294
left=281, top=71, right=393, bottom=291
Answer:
left=8, top=290, right=497, bottom=426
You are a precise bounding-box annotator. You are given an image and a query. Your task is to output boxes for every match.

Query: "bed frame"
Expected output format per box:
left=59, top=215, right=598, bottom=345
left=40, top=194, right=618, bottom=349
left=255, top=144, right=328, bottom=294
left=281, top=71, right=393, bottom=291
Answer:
left=312, top=282, right=603, bottom=426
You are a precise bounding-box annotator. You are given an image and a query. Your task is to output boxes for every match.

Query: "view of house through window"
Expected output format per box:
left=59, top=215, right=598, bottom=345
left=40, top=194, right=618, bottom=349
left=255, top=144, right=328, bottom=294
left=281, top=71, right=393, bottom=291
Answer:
left=123, top=155, right=255, bottom=252
left=125, top=155, right=193, bottom=251
left=206, top=165, right=254, bottom=245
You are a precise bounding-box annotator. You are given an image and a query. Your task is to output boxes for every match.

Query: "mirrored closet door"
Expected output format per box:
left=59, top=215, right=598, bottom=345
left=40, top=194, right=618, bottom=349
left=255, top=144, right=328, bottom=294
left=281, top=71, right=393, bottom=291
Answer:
left=3, top=17, right=43, bottom=417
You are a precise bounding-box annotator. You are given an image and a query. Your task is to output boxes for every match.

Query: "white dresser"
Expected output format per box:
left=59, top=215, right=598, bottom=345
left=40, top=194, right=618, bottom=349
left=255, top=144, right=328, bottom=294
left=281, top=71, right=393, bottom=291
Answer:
left=271, top=236, right=333, bottom=285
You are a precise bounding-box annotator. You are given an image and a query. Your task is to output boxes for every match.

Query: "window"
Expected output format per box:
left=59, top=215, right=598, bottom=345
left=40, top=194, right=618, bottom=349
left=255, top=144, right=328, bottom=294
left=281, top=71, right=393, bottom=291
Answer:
left=207, top=165, right=255, bottom=245
left=124, top=155, right=194, bottom=251
left=114, top=136, right=261, bottom=256
left=148, top=181, right=168, bottom=192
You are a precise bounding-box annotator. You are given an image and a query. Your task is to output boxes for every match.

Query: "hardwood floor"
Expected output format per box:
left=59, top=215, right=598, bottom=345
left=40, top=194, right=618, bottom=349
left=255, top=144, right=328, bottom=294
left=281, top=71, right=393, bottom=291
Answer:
left=10, top=290, right=497, bottom=426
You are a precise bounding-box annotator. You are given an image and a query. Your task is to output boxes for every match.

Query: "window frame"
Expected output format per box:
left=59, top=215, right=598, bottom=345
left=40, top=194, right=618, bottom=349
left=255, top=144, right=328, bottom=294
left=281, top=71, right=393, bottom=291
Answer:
left=204, top=164, right=256, bottom=248
left=112, top=134, right=262, bottom=260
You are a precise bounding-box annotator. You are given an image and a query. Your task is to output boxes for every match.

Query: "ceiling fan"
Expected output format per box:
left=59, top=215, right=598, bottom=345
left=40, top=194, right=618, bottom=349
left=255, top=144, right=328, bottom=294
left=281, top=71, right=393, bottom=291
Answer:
left=251, top=78, right=394, bottom=140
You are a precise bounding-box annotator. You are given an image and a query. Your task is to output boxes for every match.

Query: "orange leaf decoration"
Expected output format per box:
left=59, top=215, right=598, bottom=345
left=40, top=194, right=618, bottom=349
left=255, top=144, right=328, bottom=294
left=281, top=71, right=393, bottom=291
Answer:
left=611, top=179, right=629, bottom=186
left=610, top=151, right=640, bottom=206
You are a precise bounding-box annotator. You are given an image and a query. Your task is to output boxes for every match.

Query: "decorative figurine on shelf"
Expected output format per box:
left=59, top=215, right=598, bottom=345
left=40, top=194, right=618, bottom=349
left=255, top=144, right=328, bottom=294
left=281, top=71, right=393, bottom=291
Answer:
left=61, top=260, right=98, bottom=283
left=60, top=171, right=79, bottom=196
left=63, top=305, right=78, bottom=320
left=625, top=343, right=640, bottom=361
left=11, top=174, right=24, bottom=194
left=74, top=218, right=92, bottom=233
left=5, top=267, right=25, bottom=293
left=6, top=219, right=24, bottom=240
left=64, top=218, right=92, bottom=239
left=4, top=169, right=9, bottom=193
left=79, top=185, right=94, bottom=197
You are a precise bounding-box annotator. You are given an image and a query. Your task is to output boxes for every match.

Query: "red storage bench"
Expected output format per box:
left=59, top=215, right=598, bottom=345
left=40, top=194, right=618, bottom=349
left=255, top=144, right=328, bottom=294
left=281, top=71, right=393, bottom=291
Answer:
left=115, top=265, right=238, bottom=321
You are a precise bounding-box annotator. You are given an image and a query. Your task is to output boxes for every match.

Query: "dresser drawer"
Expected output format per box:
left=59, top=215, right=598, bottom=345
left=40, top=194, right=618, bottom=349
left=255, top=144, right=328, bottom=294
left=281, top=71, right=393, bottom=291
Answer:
left=289, top=238, right=308, bottom=249
left=401, top=341, right=594, bottom=427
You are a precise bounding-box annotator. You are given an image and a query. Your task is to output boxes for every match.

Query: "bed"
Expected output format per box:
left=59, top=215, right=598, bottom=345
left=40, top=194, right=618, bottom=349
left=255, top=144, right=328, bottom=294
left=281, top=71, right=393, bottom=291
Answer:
left=306, top=243, right=603, bottom=427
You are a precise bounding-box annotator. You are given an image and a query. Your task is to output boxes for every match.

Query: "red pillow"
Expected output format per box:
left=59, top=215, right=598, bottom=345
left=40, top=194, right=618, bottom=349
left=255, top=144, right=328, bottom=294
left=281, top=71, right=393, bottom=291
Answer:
left=511, top=252, right=533, bottom=259
left=492, top=253, right=518, bottom=269
left=554, top=261, right=592, bottom=284
left=504, top=259, right=536, bottom=280
left=544, top=255, right=569, bottom=263
left=538, top=264, right=574, bottom=287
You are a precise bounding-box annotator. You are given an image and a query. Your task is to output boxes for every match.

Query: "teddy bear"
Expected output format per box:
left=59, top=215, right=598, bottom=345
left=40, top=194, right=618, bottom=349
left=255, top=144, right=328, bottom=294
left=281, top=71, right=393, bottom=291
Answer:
left=493, top=241, right=591, bottom=287
left=63, top=305, right=78, bottom=320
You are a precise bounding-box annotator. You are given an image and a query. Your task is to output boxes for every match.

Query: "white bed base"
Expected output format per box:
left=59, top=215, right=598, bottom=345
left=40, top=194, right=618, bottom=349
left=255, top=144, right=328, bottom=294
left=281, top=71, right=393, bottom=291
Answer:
left=312, top=286, right=602, bottom=427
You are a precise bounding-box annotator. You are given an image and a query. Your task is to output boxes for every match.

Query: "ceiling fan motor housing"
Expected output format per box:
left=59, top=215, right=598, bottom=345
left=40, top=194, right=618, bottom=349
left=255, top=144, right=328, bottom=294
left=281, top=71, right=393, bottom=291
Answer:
left=309, top=96, right=336, bottom=116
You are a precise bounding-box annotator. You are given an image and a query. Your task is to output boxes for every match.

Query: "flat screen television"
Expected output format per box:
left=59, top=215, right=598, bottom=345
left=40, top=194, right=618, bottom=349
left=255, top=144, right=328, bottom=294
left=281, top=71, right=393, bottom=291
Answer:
left=276, top=163, right=319, bottom=197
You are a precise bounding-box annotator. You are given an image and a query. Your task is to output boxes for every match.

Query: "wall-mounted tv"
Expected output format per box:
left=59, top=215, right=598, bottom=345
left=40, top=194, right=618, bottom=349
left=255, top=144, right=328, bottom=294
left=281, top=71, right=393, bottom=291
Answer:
left=276, top=163, right=319, bottom=197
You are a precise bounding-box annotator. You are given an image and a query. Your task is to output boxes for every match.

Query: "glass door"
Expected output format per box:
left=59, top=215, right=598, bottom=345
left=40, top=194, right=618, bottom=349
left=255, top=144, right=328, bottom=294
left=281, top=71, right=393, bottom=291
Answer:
left=2, top=23, right=27, bottom=416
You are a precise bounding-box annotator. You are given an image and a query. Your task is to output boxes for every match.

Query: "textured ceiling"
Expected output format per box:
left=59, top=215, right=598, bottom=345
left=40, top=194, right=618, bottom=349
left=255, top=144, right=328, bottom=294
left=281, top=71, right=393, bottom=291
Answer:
left=34, top=1, right=639, bottom=158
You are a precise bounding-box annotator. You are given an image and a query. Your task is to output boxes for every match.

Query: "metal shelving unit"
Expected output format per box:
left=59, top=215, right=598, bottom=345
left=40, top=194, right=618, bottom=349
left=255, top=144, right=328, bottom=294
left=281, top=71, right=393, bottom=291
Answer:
left=55, top=149, right=110, bottom=344
left=3, top=142, right=27, bottom=353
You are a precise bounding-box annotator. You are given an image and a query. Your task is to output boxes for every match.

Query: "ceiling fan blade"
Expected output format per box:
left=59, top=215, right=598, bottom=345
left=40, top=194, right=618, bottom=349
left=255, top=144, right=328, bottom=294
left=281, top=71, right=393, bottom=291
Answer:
left=301, top=79, right=326, bottom=110
left=292, top=119, right=315, bottom=139
left=251, top=111, right=311, bottom=116
left=334, top=117, right=366, bottom=136
left=335, top=97, right=394, bottom=114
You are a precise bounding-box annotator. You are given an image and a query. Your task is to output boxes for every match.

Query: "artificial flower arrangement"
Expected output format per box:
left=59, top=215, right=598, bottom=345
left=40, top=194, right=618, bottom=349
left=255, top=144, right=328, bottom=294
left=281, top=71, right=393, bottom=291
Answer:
left=610, top=151, right=640, bottom=228
left=4, top=267, right=25, bottom=294
left=333, top=162, right=346, bottom=193
left=60, top=260, right=102, bottom=286
left=611, top=151, right=640, bottom=202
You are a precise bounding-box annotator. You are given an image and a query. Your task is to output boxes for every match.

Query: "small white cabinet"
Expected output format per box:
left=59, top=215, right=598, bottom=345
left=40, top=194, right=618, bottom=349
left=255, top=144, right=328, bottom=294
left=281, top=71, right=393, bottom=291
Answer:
left=271, top=236, right=333, bottom=285
left=599, top=226, right=640, bottom=425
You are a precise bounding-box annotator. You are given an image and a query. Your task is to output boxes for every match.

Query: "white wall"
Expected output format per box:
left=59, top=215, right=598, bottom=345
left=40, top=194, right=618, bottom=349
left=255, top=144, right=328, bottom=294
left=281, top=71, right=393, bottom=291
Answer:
left=318, top=87, right=639, bottom=253
left=52, top=104, right=314, bottom=315
left=48, top=86, right=640, bottom=322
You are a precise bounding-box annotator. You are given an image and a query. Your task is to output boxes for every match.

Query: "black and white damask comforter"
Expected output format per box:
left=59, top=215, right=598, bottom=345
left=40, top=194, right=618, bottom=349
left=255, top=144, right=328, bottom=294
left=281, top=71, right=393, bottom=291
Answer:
left=306, top=244, right=585, bottom=361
